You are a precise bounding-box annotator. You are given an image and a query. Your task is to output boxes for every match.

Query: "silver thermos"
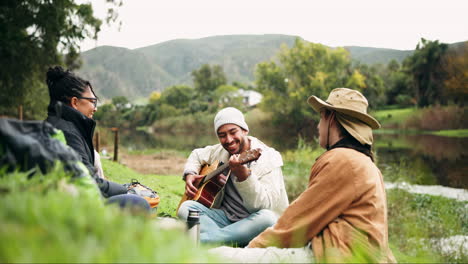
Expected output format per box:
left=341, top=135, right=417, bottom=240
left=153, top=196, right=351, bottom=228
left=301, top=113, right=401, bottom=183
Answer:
left=187, top=209, right=200, bottom=245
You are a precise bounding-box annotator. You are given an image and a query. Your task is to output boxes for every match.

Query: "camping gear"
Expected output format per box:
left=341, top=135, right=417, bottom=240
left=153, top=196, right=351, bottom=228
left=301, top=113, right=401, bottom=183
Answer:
left=124, top=179, right=160, bottom=212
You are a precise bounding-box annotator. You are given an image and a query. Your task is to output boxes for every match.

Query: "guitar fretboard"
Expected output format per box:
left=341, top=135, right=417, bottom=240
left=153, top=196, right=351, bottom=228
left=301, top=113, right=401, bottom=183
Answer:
left=200, top=148, right=261, bottom=184
left=202, top=163, right=230, bottom=183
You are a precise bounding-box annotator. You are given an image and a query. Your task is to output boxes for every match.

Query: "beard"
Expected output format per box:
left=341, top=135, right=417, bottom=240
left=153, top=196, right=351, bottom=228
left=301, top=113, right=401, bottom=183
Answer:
left=223, top=136, right=246, bottom=155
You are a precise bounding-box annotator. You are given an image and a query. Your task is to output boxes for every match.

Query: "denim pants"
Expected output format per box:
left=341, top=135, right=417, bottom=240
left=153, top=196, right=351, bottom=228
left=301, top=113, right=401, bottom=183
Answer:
left=178, top=200, right=278, bottom=246
left=106, top=194, right=151, bottom=212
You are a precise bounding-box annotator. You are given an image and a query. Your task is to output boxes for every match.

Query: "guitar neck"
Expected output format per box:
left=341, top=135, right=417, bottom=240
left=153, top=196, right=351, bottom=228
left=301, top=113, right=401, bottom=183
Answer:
left=202, top=163, right=230, bottom=183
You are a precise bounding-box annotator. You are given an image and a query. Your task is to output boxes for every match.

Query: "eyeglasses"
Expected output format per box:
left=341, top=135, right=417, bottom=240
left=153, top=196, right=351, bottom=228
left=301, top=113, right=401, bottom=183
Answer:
left=77, top=96, right=98, bottom=107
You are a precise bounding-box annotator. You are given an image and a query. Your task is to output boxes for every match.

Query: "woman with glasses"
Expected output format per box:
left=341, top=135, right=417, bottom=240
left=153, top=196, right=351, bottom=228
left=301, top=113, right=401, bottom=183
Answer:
left=45, top=66, right=150, bottom=211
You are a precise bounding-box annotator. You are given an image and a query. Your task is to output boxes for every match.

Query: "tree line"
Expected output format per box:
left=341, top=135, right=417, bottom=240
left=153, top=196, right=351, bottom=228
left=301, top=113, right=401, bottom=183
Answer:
left=94, top=38, right=467, bottom=133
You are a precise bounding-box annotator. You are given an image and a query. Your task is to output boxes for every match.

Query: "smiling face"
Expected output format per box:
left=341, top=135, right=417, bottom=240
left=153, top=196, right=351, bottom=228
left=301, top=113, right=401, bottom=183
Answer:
left=70, top=86, right=97, bottom=119
left=217, top=123, right=249, bottom=155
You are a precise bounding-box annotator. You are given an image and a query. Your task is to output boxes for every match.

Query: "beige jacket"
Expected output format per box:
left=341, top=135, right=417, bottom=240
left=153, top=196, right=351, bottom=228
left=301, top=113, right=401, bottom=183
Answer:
left=183, top=136, right=289, bottom=216
left=248, top=148, right=396, bottom=263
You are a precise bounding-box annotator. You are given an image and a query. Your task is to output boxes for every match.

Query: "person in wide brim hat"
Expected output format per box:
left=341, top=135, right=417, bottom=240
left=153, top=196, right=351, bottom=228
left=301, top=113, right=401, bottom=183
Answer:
left=247, top=88, right=396, bottom=263
left=307, top=87, right=380, bottom=147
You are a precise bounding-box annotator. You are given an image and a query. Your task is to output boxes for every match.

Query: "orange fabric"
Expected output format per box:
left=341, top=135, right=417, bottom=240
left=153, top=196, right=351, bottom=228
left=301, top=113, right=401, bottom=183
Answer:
left=143, top=196, right=160, bottom=208
left=248, top=148, right=396, bottom=263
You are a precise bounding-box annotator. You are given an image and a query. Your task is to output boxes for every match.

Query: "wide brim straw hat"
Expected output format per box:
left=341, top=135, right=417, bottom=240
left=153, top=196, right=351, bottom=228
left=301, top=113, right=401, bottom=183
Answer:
left=307, top=88, right=381, bottom=129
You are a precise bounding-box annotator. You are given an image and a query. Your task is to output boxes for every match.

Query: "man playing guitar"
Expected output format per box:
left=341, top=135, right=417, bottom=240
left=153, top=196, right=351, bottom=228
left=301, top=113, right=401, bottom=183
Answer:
left=177, top=107, right=289, bottom=246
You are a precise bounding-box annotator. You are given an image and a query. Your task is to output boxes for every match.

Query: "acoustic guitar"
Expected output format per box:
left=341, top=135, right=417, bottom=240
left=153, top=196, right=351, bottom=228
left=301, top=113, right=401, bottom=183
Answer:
left=177, top=148, right=262, bottom=211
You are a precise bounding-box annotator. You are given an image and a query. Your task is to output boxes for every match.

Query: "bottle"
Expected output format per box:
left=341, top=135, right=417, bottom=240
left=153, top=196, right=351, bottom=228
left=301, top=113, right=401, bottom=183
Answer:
left=187, top=210, right=200, bottom=245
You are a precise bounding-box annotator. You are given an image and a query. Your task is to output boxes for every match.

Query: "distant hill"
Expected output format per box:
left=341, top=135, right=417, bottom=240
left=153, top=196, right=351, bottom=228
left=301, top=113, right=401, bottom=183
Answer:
left=78, top=46, right=175, bottom=99
left=78, top=34, right=299, bottom=99
left=136, top=34, right=298, bottom=85
left=343, top=46, right=413, bottom=65
left=78, top=34, right=465, bottom=100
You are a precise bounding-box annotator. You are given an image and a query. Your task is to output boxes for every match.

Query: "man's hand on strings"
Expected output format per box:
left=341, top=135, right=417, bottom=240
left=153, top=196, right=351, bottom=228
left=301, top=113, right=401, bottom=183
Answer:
left=229, top=154, right=251, bottom=182
left=185, top=174, right=205, bottom=198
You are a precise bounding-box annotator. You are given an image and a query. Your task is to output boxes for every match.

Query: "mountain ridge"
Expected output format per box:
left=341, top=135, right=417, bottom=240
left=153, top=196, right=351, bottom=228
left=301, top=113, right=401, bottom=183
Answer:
left=77, top=34, right=465, bottom=100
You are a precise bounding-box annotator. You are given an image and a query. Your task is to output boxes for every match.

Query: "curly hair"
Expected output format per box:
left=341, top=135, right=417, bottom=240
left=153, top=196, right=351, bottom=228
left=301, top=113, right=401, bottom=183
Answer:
left=46, top=66, right=97, bottom=105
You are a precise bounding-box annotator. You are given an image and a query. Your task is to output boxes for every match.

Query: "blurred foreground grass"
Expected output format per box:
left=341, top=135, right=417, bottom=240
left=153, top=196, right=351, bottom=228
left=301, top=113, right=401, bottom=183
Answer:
left=0, top=165, right=218, bottom=263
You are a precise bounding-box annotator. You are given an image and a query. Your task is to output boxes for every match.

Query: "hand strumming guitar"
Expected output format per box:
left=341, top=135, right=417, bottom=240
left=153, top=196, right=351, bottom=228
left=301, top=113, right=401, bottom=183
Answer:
left=229, top=153, right=251, bottom=182
left=185, top=174, right=205, bottom=198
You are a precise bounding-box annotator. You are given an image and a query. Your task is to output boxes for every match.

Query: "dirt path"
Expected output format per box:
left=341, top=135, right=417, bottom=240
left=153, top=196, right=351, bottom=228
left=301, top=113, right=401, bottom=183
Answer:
left=120, top=152, right=186, bottom=175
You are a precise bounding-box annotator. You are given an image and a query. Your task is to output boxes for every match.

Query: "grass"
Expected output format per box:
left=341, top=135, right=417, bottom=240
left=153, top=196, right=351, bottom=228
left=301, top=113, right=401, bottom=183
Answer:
left=1, top=142, right=467, bottom=263
left=124, top=147, right=190, bottom=158
left=101, top=159, right=184, bottom=217
left=387, top=189, right=468, bottom=263
left=429, top=129, right=468, bottom=138
left=281, top=138, right=324, bottom=201
left=0, top=165, right=219, bottom=263
left=372, top=107, right=416, bottom=127
left=373, top=105, right=467, bottom=133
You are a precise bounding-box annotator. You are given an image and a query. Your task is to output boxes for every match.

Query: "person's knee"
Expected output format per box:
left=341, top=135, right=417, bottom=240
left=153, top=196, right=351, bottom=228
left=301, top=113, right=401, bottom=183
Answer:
left=177, top=200, right=198, bottom=220
left=256, top=209, right=278, bottom=228
left=107, top=194, right=150, bottom=212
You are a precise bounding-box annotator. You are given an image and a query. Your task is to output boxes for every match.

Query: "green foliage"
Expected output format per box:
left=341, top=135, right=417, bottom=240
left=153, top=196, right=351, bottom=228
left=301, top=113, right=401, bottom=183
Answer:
left=387, top=189, right=468, bottom=263
left=192, top=64, right=227, bottom=97
left=256, top=38, right=353, bottom=133
left=160, top=85, right=195, bottom=110
left=281, top=138, right=324, bottom=201
left=0, top=167, right=219, bottom=263
left=93, top=63, right=255, bottom=129
left=404, top=38, right=449, bottom=107
left=442, top=42, right=468, bottom=104
left=0, top=0, right=111, bottom=118
left=111, top=95, right=129, bottom=111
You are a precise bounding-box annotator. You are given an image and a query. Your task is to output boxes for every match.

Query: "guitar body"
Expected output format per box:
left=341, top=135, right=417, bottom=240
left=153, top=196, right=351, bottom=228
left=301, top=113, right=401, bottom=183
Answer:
left=193, top=171, right=229, bottom=208
left=176, top=161, right=226, bottom=211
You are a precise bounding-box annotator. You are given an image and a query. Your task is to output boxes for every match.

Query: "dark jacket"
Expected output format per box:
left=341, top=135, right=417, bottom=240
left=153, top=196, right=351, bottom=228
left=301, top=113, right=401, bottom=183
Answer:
left=46, top=102, right=127, bottom=198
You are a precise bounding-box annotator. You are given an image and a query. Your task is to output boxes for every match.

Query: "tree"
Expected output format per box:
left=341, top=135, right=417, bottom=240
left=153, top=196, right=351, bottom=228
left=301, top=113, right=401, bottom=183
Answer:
left=160, top=85, right=194, bottom=110
left=441, top=42, right=468, bottom=104
left=191, top=64, right=227, bottom=97
left=149, top=91, right=161, bottom=104
left=112, top=96, right=129, bottom=111
left=404, top=38, right=448, bottom=107
left=255, top=38, right=352, bottom=133
left=384, top=60, right=414, bottom=106
left=0, top=0, right=121, bottom=119
left=351, top=63, right=388, bottom=108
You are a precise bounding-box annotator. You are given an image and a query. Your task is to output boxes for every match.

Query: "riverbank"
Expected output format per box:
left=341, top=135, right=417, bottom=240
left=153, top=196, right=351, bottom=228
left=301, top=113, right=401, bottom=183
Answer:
left=372, top=105, right=467, bottom=132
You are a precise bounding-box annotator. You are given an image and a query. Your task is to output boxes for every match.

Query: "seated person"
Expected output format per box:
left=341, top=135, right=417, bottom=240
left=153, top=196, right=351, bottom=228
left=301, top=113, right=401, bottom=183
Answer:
left=245, top=88, right=396, bottom=262
left=177, top=107, right=289, bottom=246
left=44, top=66, right=149, bottom=211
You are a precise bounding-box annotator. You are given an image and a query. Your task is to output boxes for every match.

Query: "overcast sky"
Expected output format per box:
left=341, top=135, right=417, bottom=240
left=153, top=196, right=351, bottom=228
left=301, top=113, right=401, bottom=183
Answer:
left=79, top=0, right=468, bottom=52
